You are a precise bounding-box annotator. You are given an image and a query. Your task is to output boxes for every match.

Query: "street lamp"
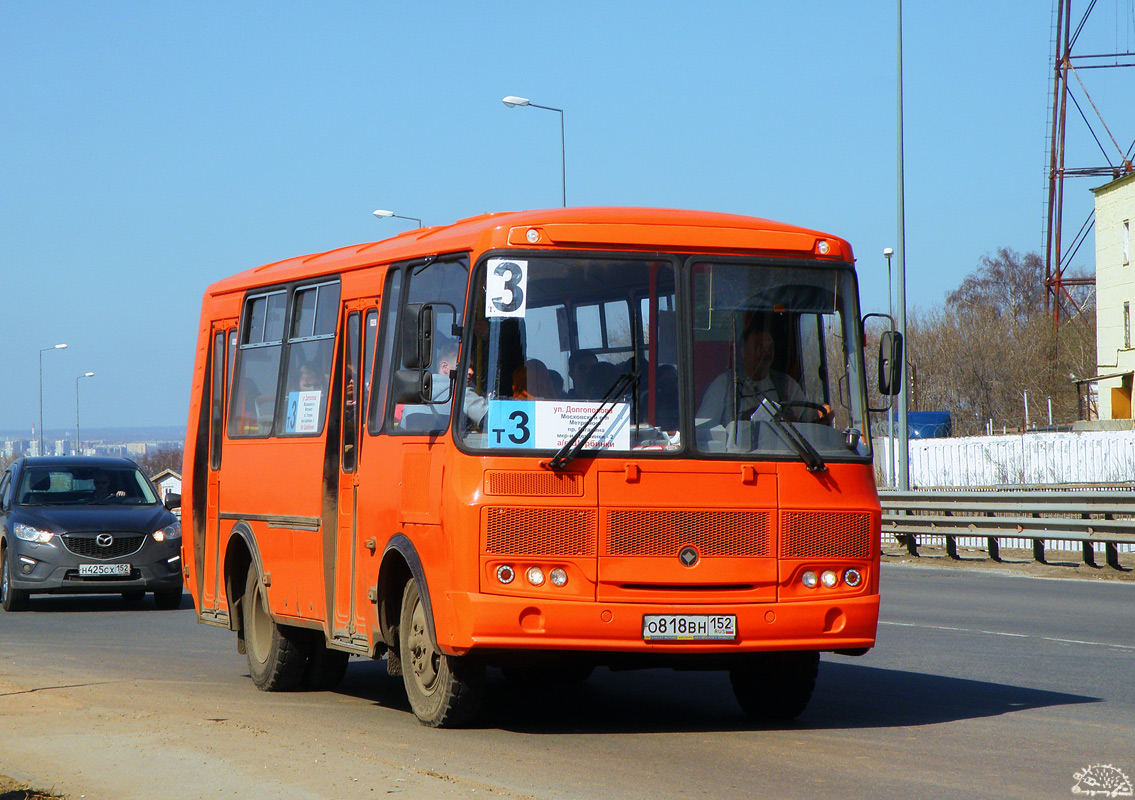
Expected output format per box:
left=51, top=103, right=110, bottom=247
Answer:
left=38, top=343, right=68, bottom=456
left=76, top=372, right=94, bottom=456
left=883, top=247, right=895, bottom=487
left=502, top=95, right=566, bottom=207
left=372, top=209, right=422, bottom=228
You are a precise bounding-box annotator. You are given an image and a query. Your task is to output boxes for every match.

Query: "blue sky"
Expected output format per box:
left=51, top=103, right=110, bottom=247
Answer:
left=3, top=1, right=1133, bottom=432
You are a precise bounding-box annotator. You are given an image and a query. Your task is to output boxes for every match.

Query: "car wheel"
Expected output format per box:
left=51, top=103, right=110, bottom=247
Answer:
left=300, top=634, right=350, bottom=691
left=729, top=651, right=819, bottom=722
left=242, top=568, right=309, bottom=691
left=1, top=545, right=30, bottom=613
left=153, top=589, right=183, bottom=610
left=398, top=578, right=484, bottom=727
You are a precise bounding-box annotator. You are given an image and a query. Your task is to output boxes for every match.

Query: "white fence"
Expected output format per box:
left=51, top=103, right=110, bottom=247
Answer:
left=875, top=429, right=1135, bottom=554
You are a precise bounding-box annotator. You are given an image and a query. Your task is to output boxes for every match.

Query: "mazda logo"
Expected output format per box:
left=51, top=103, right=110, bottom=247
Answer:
left=678, top=546, right=699, bottom=567
left=96, top=534, right=114, bottom=547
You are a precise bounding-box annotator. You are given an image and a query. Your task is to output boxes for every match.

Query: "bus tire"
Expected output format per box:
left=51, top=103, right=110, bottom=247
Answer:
left=1, top=545, right=30, bottom=612
left=242, top=568, right=309, bottom=691
left=399, top=579, right=485, bottom=727
left=729, top=651, right=819, bottom=721
left=301, top=635, right=350, bottom=691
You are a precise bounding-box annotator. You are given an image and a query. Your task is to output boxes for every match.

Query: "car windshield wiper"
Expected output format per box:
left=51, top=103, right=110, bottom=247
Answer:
left=546, top=371, right=639, bottom=471
left=753, top=397, right=827, bottom=473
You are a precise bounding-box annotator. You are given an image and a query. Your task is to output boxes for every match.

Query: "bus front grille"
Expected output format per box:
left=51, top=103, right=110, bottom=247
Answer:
left=484, top=470, right=584, bottom=497
left=483, top=507, right=596, bottom=556
left=779, top=511, right=872, bottom=559
left=605, top=509, right=773, bottom=557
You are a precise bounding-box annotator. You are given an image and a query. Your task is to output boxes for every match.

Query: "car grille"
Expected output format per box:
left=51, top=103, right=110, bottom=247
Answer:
left=61, top=533, right=146, bottom=560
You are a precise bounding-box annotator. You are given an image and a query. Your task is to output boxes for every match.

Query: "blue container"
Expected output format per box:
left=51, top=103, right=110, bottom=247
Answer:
left=904, top=410, right=952, bottom=439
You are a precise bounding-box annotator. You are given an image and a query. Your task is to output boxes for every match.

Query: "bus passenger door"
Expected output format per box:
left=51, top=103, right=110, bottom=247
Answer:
left=332, top=299, right=378, bottom=642
left=202, top=321, right=236, bottom=619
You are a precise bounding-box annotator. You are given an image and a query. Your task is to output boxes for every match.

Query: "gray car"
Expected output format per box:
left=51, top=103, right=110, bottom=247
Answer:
left=0, top=456, right=183, bottom=611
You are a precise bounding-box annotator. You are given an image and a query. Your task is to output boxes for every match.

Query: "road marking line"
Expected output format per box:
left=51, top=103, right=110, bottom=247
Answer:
left=879, top=621, right=1135, bottom=652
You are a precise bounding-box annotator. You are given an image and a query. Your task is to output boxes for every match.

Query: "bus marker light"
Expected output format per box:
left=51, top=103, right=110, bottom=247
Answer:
left=496, top=565, right=515, bottom=584
left=801, top=570, right=818, bottom=588
left=550, top=568, right=568, bottom=587
left=526, top=567, right=545, bottom=586
left=843, top=568, right=863, bottom=587
left=526, top=228, right=540, bottom=243
left=821, top=570, right=839, bottom=588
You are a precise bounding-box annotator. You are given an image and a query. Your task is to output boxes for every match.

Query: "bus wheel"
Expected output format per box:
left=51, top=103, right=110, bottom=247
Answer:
left=399, top=579, right=485, bottom=727
left=729, top=651, right=819, bottom=721
left=242, top=568, right=309, bottom=691
left=300, top=635, right=350, bottom=691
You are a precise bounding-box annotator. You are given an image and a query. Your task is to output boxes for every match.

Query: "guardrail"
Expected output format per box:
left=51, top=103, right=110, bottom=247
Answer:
left=878, top=489, right=1135, bottom=571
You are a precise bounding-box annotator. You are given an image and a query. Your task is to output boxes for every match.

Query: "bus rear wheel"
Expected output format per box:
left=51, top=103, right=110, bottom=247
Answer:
left=399, top=579, right=485, bottom=727
left=729, top=650, right=819, bottom=721
left=242, top=568, right=309, bottom=691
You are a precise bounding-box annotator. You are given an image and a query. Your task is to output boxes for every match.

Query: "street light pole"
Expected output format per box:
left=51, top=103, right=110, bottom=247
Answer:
left=372, top=209, right=422, bottom=228
left=38, top=343, right=68, bottom=457
left=76, top=372, right=94, bottom=455
left=502, top=96, right=566, bottom=207
left=895, top=0, right=910, bottom=491
left=884, top=247, right=895, bottom=487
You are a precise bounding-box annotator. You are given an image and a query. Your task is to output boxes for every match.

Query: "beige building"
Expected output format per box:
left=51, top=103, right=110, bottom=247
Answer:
left=1092, top=171, right=1135, bottom=420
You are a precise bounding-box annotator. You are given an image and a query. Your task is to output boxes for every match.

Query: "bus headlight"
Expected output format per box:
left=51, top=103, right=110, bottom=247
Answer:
left=801, top=570, right=818, bottom=588
left=526, top=567, right=545, bottom=587
left=820, top=570, right=839, bottom=588
left=550, top=568, right=568, bottom=587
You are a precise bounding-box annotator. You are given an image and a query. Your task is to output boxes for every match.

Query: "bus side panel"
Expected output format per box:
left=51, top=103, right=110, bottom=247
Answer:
left=221, top=439, right=328, bottom=621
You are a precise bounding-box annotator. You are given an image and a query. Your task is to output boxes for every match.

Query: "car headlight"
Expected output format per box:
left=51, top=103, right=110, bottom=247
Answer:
left=13, top=523, right=55, bottom=543
left=153, top=521, right=182, bottom=543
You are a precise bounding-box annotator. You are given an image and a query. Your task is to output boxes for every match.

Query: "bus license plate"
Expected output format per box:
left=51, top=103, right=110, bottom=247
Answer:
left=642, top=614, right=736, bottom=641
left=78, top=563, right=131, bottom=577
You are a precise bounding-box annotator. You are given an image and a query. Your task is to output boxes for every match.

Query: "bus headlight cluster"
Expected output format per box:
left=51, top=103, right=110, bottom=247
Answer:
left=800, top=568, right=864, bottom=589
left=494, top=564, right=569, bottom=588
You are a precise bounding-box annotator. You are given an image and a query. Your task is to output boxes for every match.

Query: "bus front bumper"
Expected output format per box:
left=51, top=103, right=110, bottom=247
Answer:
left=440, top=592, right=879, bottom=656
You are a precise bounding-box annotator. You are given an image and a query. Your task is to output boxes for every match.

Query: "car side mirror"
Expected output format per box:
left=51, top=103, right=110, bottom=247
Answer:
left=164, top=493, right=181, bottom=510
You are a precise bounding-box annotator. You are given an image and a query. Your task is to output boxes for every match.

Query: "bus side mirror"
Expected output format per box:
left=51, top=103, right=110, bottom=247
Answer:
left=392, top=369, right=433, bottom=404
left=400, top=303, right=434, bottom=370
left=878, top=330, right=903, bottom=396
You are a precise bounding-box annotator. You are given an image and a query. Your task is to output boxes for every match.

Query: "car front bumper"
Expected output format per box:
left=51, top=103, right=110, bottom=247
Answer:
left=8, top=536, right=183, bottom=595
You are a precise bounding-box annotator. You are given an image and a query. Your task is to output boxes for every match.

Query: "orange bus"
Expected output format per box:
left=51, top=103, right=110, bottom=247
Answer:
left=181, top=207, right=900, bottom=727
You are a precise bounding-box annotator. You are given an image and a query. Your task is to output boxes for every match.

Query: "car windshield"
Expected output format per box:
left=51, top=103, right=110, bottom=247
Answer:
left=16, top=466, right=159, bottom=506
left=455, top=253, right=870, bottom=463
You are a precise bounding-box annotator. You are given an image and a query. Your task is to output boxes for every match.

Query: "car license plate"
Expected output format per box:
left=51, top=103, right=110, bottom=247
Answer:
left=642, top=614, right=736, bottom=641
left=78, top=563, right=131, bottom=577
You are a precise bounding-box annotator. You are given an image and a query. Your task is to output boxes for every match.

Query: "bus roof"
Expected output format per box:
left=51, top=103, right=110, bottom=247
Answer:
left=207, top=207, right=854, bottom=296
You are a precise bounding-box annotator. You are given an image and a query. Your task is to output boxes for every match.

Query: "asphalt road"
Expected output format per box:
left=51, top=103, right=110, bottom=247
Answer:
left=1, top=564, right=1132, bottom=800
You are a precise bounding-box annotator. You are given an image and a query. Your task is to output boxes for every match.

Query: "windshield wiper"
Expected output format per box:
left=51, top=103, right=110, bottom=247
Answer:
left=546, top=371, right=639, bottom=471
left=754, top=397, right=827, bottom=473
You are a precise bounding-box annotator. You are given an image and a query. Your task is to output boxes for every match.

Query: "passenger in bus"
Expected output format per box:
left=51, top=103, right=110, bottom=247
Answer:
left=696, top=324, right=809, bottom=425
left=567, top=351, right=598, bottom=398
left=511, top=359, right=559, bottom=399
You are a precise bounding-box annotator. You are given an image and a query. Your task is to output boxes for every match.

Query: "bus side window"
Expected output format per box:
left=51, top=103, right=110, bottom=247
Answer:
left=229, top=290, right=287, bottom=437
left=209, top=331, right=226, bottom=470
left=278, top=281, right=340, bottom=436
left=388, top=258, right=469, bottom=435
left=369, top=269, right=402, bottom=434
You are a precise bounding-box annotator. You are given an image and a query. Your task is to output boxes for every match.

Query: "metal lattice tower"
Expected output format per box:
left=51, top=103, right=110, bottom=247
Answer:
left=1044, top=0, right=1135, bottom=328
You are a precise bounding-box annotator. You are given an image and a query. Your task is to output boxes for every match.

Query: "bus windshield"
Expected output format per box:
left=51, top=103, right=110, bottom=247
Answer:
left=457, top=254, right=870, bottom=462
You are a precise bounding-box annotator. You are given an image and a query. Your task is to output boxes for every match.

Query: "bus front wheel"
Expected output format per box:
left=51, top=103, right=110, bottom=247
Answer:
left=399, top=579, right=485, bottom=727
left=729, top=650, right=819, bottom=721
left=242, top=568, right=309, bottom=691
